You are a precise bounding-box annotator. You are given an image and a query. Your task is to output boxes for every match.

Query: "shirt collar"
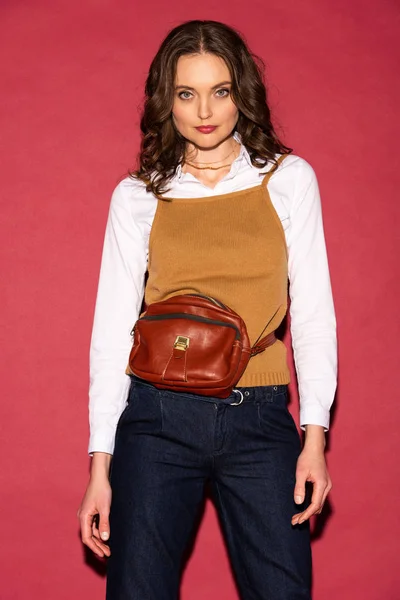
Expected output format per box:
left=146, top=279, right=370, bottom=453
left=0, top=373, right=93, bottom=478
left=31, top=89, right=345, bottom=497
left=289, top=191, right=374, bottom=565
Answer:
left=175, top=130, right=252, bottom=182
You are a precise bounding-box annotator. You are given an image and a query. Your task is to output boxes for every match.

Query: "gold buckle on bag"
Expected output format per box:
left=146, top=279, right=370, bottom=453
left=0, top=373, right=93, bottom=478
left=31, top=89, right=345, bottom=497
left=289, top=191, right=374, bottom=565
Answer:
left=173, top=336, right=190, bottom=352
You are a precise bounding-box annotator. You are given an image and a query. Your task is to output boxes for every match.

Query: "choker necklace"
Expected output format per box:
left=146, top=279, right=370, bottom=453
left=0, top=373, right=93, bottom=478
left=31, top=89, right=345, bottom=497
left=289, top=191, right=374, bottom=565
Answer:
left=184, top=144, right=238, bottom=170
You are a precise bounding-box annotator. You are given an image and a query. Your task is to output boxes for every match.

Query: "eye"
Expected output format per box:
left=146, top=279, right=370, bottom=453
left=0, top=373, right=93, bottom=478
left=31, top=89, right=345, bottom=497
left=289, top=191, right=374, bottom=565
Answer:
left=178, top=91, right=193, bottom=100
left=215, top=88, right=230, bottom=98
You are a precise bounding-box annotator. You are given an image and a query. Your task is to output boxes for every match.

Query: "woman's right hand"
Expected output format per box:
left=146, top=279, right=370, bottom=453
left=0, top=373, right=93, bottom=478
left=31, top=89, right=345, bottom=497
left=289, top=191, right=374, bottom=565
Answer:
left=77, top=453, right=113, bottom=558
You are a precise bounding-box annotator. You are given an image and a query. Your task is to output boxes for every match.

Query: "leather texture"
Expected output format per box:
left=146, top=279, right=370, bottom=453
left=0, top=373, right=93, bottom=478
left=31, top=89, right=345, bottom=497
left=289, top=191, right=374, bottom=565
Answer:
left=128, top=294, right=277, bottom=398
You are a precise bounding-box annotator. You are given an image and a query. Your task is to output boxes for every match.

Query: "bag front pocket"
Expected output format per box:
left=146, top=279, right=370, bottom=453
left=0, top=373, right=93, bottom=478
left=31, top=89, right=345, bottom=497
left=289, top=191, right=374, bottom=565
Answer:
left=131, top=313, right=242, bottom=385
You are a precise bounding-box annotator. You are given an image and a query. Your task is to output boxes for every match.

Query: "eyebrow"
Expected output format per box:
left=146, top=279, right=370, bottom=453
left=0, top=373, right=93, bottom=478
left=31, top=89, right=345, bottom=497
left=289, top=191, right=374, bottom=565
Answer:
left=175, top=80, right=232, bottom=91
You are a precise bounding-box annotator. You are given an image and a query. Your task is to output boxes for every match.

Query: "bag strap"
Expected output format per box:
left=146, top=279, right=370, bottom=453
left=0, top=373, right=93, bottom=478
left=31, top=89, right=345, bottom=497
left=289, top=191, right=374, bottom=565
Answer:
left=250, top=305, right=282, bottom=357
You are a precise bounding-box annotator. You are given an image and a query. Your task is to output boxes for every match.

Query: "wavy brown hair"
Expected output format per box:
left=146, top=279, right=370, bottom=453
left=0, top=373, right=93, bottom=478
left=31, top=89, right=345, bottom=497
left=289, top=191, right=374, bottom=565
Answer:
left=130, top=20, right=292, bottom=197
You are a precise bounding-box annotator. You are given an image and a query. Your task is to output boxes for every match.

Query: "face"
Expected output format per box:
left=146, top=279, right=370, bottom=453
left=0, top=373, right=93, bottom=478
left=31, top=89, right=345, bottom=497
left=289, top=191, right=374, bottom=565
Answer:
left=172, top=53, right=239, bottom=151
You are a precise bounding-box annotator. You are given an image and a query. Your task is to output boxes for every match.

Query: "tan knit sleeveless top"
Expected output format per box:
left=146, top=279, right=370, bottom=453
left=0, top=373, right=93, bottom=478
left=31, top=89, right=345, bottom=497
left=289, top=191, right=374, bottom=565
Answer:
left=143, top=154, right=290, bottom=387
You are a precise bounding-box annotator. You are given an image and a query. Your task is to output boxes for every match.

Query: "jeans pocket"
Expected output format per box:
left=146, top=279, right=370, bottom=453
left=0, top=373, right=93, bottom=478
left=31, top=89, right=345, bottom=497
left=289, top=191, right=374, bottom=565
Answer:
left=258, top=392, right=301, bottom=448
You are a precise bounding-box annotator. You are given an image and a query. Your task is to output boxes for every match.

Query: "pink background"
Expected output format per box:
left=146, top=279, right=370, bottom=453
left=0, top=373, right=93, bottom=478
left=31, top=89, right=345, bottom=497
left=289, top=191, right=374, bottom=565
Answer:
left=1, top=0, right=399, bottom=598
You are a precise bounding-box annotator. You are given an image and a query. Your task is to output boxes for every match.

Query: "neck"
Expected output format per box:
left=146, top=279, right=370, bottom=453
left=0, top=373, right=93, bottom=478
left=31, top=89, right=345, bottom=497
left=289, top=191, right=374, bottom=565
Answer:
left=184, top=134, right=240, bottom=166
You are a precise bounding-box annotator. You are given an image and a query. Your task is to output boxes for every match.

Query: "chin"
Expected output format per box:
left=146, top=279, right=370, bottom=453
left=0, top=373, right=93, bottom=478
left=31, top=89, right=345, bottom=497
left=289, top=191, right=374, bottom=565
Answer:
left=189, top=131, right=232, bottom=150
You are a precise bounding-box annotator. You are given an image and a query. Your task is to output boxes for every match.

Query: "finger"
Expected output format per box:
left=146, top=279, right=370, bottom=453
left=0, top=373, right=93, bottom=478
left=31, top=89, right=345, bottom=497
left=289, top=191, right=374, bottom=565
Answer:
left=92, top=534, right=111, bottom=557
left=309, top=478, right=326, bottom=508
left=293, top=472, right=307, bottom=505
left=295, top=482, right=327, bottom=524
left=81, top=513, right=107, bottom=558
left=90, top=519, right=111, bottom=555
left=92, top=520, right=111, bottom=553
left=291, top=500, right=320, bottom=524
left=92, top=519, right=102, bottom=540
left=291, top=502, right=318, bottom=522
left=81, top=512, right=96, bottom=545
left=292, top=479, right=332, bottom=521
left=316, top=480, right=332, bottom=514
left=98, top=508, right=110, bottom=543
left=83, top=532, right=107, bottom=558
left=298, top=498, right=324, bottom=523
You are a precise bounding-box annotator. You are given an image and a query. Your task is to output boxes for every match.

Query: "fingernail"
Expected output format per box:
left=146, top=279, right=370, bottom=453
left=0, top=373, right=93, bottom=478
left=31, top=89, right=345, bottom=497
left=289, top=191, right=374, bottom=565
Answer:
left=295, top=496, right=303, bottom=504
left=101, top=531, right=109, bottom=540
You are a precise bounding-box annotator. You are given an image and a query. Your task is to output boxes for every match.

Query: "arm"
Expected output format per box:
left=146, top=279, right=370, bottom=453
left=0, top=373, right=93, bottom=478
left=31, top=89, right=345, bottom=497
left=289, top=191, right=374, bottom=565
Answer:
left=78, top=180, right=148, bottom=557
left=286, top=159, right=337, bottom=523
left=88, top=180, right=148, bottom=460
left=287, top=159, right=337, bottom=434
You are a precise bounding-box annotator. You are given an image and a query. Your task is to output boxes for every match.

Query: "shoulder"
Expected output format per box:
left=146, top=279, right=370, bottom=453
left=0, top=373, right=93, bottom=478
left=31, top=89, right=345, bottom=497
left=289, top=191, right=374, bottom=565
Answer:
left=110, top=175, right=158, bottom=223
left=269, top=153, right=320, bottom=210
left=274, top=153, right=318, bottom=184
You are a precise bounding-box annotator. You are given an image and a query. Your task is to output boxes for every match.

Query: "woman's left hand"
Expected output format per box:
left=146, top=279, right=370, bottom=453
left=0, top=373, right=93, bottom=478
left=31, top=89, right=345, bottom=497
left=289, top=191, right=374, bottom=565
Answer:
left=291, top=426, right=332, bottom=525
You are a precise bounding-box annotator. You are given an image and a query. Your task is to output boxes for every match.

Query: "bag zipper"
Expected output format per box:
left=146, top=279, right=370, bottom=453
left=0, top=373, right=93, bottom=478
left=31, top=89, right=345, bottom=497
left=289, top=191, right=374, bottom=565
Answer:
left=139, top=312, right=240, bottom=340
left=185, top=293, right=228, bottom=309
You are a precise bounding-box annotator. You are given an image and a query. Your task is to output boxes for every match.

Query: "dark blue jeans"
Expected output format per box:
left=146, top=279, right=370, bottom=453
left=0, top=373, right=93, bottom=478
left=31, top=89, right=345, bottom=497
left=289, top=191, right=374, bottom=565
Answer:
left=106, top=376, right=312, bottom=600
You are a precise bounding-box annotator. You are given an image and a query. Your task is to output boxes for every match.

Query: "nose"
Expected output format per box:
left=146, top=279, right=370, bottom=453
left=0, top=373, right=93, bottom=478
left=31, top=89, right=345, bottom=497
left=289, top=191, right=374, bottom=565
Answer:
left=197, top=96, right=213, bottom=121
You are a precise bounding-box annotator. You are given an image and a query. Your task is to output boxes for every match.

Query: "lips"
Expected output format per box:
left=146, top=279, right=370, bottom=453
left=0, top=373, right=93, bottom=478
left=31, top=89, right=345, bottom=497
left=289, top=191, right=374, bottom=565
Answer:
left=195, top=126, right=217, bottom=134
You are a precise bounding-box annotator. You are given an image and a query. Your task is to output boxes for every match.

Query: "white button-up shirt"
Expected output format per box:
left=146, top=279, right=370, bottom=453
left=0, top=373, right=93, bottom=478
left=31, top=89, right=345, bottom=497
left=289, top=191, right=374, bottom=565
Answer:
left=88, top=134, right=337, bottom=455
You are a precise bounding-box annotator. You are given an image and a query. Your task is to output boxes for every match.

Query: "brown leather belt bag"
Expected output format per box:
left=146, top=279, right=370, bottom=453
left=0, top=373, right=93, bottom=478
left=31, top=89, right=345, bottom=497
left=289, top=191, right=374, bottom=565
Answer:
left=128, top=294, right=278, bottom=399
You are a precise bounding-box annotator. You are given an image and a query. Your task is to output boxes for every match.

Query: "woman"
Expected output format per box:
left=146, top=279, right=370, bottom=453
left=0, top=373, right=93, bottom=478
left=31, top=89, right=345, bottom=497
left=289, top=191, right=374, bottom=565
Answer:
left=78, top=20, right=337, bottom=600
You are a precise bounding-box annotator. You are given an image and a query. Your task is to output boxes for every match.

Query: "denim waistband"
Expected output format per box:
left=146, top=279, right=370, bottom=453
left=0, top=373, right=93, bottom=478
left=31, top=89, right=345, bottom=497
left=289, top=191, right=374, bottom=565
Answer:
left=130, top=375, right=287, bottom=405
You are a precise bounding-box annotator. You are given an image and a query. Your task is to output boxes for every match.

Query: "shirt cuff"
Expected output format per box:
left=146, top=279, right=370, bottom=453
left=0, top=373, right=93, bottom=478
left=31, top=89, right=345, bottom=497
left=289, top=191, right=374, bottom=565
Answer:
left=299, top=405, right=330, bottom=432
left=88, top=433, right=115, bottom=457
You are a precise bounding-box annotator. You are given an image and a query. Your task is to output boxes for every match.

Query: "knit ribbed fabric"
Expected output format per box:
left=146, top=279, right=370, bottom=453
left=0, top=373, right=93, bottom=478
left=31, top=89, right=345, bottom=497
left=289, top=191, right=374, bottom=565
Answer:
left=143, top=154, right=291, bottom=387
